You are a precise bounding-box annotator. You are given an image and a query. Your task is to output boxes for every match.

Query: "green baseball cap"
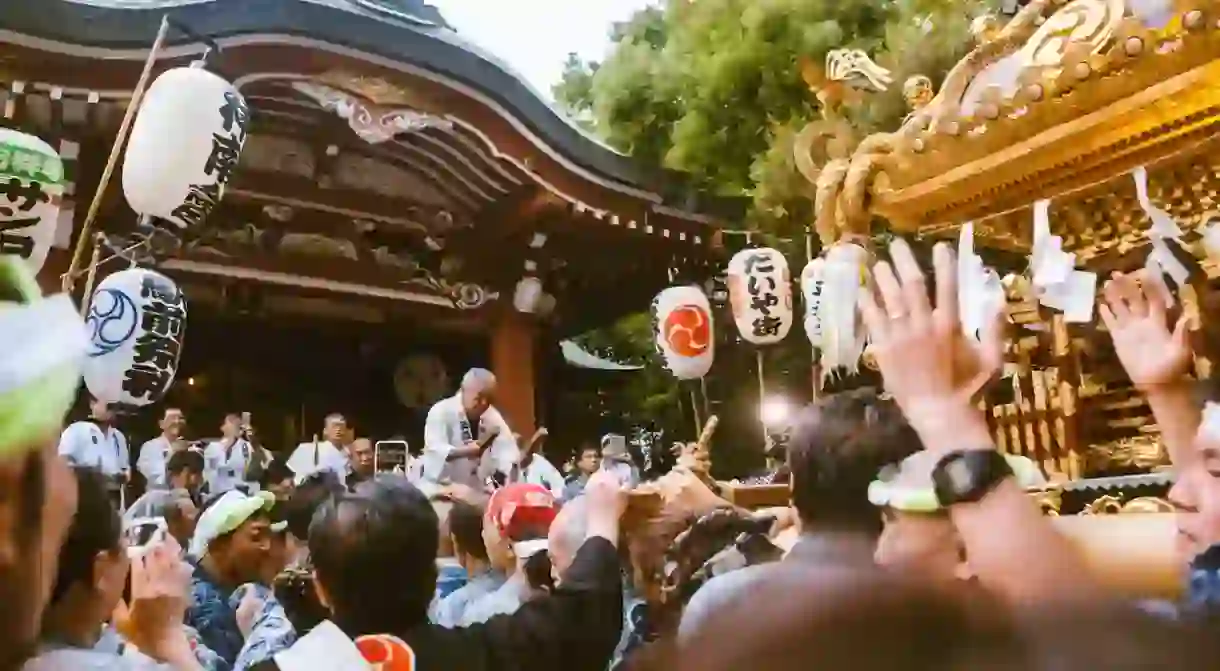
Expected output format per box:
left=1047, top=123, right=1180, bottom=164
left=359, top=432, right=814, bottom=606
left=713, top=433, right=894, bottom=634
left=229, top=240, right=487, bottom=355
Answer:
left=868, top=451, right=1046, bottom=513
left=0, top=257, right=89, bottom=458
left=189, top=490, right=286, bottom=558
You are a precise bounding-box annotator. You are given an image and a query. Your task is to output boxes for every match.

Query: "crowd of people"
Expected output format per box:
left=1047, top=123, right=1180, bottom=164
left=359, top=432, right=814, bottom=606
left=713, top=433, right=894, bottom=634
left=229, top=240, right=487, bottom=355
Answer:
left=6, top=238, right=1220, bottom=670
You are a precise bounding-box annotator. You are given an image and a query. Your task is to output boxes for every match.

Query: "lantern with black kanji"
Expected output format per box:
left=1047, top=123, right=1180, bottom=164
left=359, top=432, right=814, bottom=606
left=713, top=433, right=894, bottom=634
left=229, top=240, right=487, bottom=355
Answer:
left=82, top=268, right=187, bottom=408
left=122, top=64, right=249, bottom=236
left=726, top=247, right=793, bottom=345
left=0, top=128, right=64, bottom=273
left=800, top=257, right=826, bottom=348
left=650, top=285, right=714, bottom=380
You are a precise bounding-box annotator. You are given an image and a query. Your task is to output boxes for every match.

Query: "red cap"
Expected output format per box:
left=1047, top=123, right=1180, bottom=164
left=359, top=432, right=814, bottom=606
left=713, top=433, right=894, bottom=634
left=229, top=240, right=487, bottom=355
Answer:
left=485, top=483, right=558, bottom=538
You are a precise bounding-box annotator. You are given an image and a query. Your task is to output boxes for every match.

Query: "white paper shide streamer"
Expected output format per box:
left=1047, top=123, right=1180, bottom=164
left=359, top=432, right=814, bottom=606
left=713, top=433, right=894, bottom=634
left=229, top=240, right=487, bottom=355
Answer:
left=83, top=268, right=187, bottom=408
left=123, top=65, right=249, bottom=234
left=727, top=248, right=793, bottom=346
left=800, top=257, right=826, bottom=348
left=0, top=128, right=64, bottom=273
left=1133, top=165, right=1189, bottom=305
left=650, top=285, right=714, bottom=380
left=819, top=242, right=870, bottom=380
left=1030, top=200, right=1096, bottom=323
left=956, top=223, right=1005, bottom=340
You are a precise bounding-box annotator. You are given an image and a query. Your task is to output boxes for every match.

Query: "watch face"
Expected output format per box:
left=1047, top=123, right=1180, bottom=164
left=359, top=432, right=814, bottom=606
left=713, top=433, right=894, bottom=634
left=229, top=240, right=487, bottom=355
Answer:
left=946, top=459, right=974, bottom=489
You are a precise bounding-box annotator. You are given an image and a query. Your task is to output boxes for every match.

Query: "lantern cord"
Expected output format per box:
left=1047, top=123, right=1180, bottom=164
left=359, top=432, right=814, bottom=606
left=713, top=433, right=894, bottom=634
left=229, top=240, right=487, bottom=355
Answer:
left=689, top=387, right=702, bottom=437
left=699, top=376, right=711, bottom=426
left=756, top=349, right=766, bottom=450
left=77, top=235, right=104, bottom=318
left=60, top=237, right=150, bottom=282
left=167, top=19, right=222, bottom=65
left=62, top=15, right=170, bottom=294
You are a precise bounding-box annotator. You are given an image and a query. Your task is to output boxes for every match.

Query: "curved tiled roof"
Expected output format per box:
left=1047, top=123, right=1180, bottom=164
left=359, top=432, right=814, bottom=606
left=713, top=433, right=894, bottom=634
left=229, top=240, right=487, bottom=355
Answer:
left=0, top=0, right=740, bottom=218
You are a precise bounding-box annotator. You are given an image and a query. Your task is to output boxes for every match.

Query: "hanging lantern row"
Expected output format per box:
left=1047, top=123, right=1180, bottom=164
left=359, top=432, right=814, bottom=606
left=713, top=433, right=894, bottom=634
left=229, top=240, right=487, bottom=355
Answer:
left=649, top=240, right=877, bottom=382
left=78, top=52, right=242, bottom=406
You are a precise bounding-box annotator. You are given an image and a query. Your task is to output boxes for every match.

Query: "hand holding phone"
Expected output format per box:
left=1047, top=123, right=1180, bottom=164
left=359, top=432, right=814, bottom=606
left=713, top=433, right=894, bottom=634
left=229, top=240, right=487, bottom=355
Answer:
left=124, top=517, right=169, bottom=559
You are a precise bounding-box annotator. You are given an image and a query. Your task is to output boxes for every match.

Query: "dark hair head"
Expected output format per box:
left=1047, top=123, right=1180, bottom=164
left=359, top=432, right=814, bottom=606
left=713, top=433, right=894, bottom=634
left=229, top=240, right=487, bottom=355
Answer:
left=309, top=475, right=438, bottom=635
left=261, top=459, right=295, bottom=489
left=448, top=501, right=488, bottom=562
left=675, top=567, right=1220, bottom=671
left=787, top=389, right=922, bottom=533
left=283, top=470, right=344, bottom=541
left=50, top=467, right=121, bottom=603
left=166, top=449, right=204, bottom=478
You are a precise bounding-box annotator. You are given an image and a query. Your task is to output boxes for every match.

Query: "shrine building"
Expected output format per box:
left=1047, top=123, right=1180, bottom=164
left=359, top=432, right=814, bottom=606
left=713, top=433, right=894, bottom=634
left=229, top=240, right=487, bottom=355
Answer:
left=0, top=0, right=738, bottom=445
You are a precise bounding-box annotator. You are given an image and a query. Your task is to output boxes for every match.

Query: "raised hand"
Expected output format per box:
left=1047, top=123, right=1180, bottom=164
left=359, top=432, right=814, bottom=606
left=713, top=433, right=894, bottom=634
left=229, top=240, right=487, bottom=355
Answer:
left=236, top=588, right=263, bottom=639
left=1099, top=270, right=1191, bottom=390
left=126, top=537, right=193, bottom=661
left=860, top=239, right=1004, bottom=419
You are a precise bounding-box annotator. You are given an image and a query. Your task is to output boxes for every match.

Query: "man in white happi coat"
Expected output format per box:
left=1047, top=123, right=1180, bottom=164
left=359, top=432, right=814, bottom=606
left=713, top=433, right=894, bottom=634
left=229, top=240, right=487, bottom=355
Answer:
left=287, top=412, right=350, bottom=484
left=422, top=368, right=518, bottom=489
left=58, top=397, right=129, bottom=506
left=136, top=407, right=186, bottom=490
left=202, top=412, right=257, bottom=495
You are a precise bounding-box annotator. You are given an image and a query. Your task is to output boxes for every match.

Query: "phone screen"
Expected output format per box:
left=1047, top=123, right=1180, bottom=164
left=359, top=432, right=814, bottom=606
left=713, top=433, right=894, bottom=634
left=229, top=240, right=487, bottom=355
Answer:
left=374, top=440, right=410, bottom=472
left=124, top=517, right=168, bottom=558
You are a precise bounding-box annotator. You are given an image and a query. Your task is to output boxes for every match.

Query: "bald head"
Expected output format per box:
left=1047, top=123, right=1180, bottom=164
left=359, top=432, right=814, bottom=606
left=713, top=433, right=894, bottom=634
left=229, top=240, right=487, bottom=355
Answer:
left=548, top=496, right=589, bottom=582
left=460, top=368, right=497, bottom=419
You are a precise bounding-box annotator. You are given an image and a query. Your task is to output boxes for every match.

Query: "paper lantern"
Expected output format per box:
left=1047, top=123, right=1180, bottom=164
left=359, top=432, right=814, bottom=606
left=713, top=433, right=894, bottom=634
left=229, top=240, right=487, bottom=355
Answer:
left=122, top=65, right=249, bottom=233
left=819, top=242, right=871, bottom=379
left=800, top=257, right=826, bottom=348
left=651, top=285, right=714, bottom=380
left=0, top=129, right=64, bottom=273
left=513, top=276, right=543, bottom=313
left=726, top=247, right=793, bottom=345
left=83, top=268, right=187, bottom=408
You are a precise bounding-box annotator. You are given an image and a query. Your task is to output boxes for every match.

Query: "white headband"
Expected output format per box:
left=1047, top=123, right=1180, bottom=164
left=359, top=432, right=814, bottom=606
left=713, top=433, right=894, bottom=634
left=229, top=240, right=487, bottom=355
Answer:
left=512, top=539, right=549, bottom=558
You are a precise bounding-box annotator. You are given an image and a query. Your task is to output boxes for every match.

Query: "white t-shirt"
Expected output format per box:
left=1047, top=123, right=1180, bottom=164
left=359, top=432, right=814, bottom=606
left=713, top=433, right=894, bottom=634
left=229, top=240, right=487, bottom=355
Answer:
left=515, top=454, right=566, bottom=498
left=58, top=421, right=128, bottom=478
left=422, top=394, right=518, bottom=488
left=287, top=440, right=349, bottom=484
left=203, top=438, right=252, bottom=495
left=136, top=436, right=174, bottom=489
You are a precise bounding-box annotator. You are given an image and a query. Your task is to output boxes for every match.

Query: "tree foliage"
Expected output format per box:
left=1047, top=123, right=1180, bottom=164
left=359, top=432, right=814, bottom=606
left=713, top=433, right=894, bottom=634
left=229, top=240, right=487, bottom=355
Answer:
left=554, top=0, right=993, bottom=236
left=554, top=0, right=995, bottom=473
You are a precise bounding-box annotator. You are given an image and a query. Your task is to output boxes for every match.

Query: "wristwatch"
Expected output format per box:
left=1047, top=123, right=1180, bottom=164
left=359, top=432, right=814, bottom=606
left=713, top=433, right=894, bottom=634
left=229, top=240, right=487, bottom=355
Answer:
left=931, top=449, right=1013, bottom=507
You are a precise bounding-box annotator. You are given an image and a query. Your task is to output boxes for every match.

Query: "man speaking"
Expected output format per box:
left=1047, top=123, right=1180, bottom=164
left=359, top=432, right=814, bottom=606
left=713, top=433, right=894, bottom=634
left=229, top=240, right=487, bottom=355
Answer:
left=422, top=368, right=518, bottom=488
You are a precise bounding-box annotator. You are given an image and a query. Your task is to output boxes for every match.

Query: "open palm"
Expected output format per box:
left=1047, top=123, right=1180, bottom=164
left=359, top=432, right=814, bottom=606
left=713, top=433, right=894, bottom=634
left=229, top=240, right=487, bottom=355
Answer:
left=1099, top=271, right=1191, bottom=389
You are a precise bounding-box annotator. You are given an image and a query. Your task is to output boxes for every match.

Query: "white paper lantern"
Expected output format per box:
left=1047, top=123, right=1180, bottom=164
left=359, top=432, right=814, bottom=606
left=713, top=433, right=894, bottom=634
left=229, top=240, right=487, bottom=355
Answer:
left=726, top=247, right=793, bottom=345
left=820, top=242, right=871, bottom=380
left=651, top=285, right=714, bottom=380
left=83, top=268, right=187, bottom=408
left=0, top=129, right=64, bottom=274
left=800, top=257, right=826, bottom=348
left=122, top=65, right=249, bottom=232
left=513, top=276, right=543, bottom=313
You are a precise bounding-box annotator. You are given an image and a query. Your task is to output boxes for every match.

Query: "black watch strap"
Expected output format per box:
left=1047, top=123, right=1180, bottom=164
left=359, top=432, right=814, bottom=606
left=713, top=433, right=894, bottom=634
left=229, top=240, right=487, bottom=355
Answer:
left=931, top=449, right=1013, bottom=507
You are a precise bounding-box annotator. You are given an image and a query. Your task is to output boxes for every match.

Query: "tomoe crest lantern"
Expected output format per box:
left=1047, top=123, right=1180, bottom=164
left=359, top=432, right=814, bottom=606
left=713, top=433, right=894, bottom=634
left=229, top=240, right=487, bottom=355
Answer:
left=726, top=247, right=793, bottom=345
left=650, top=285, right=714, bottom=380
left=82, top=268, right=187, bottom=408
